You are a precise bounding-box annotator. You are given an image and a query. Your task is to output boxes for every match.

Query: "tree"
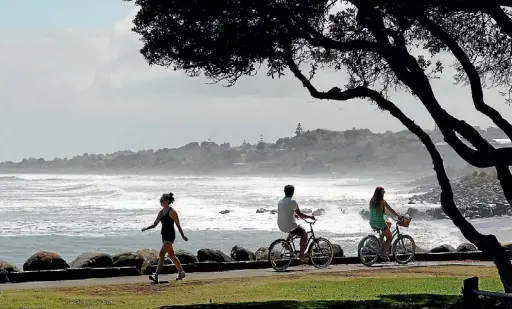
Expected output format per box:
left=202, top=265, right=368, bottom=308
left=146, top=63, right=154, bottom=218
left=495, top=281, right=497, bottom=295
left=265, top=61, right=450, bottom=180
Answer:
left=295, top=123, right=304, bottom=137
left=126, top=0, right=512, bottom=291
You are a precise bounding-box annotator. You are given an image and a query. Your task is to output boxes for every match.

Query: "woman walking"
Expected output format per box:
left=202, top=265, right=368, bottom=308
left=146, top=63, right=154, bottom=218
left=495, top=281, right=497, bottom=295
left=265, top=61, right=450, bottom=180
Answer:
left=142, top=192, right=188, bottom=283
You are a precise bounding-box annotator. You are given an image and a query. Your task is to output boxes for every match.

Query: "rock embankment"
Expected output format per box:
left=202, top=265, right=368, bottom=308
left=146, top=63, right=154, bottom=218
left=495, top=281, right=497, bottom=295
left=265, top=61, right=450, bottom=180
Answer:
left=408, top=171, right=511, bottom=219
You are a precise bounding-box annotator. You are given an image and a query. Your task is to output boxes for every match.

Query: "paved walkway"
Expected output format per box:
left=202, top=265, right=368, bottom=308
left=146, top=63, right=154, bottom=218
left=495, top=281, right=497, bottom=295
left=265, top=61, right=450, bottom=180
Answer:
left=0, top=261, right=493, bottom=290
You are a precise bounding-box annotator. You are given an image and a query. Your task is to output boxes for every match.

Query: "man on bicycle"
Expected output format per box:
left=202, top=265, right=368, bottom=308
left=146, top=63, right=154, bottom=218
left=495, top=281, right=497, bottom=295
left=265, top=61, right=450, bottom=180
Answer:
left=277, top=185, right=315, bottom=263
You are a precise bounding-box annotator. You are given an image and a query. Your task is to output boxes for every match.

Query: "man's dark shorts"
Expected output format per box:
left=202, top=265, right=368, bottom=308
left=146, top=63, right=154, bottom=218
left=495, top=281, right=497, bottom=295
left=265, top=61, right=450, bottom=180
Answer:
left=290, top=225, right=306, bottom=236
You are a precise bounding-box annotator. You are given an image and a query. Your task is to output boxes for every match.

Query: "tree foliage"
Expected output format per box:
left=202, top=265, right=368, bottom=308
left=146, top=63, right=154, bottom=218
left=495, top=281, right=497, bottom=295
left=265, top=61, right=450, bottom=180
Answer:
left=125, top=0, right=512, bottom=291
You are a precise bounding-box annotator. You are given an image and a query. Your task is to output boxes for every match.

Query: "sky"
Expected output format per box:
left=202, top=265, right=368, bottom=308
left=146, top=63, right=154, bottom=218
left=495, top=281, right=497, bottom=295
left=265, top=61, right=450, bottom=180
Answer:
left=1, top=1, right=512, bottom=161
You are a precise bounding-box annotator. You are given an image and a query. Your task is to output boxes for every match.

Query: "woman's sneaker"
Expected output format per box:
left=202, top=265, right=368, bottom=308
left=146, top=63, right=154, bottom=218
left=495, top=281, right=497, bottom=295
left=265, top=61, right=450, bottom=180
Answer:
left=176, top=271, right=186, bottom=281
left=149, top=274, right=159, bottom=283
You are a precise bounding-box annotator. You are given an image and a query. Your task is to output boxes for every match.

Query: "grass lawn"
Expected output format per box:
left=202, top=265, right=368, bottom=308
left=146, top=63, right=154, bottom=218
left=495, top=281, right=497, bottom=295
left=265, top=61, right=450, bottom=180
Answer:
left=0, top=266, right=505, bottom=309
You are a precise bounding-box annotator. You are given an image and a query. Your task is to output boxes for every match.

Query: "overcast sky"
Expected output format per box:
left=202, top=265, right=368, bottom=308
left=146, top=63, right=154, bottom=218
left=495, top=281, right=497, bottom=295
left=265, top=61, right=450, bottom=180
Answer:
left=1, top=0, right=511, bottom=161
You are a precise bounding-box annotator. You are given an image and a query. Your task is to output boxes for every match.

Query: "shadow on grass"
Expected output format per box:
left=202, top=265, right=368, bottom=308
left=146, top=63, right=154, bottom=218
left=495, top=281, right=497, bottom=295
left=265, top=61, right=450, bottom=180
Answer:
left=156, top=294, right=507, bottom=309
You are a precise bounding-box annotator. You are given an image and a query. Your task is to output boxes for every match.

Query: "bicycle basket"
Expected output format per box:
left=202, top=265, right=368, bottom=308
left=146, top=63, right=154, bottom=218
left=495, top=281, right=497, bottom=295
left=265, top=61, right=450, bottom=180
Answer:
left=398, top=217, right=412, bottom=227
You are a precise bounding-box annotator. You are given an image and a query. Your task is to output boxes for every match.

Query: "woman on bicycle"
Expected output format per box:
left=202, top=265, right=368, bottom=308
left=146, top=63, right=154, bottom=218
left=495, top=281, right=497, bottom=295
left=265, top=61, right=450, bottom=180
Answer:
left=369, top=186, right=402, bottom=261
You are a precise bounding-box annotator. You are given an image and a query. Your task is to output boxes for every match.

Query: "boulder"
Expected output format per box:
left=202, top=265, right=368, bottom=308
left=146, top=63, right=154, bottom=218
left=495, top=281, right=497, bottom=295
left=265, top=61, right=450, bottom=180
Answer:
left=220, top=210, right=231, bottom=215
left=270, top=210, right=277, bottom=214
left=112, top=252, right=144, bottom=269
left=197, top=249, right=233, bottom=262
left=70, top=252, right=113, bottom=268
left=0, top=260, right=19, bottom=273
left=230, top=246, right=256, bottom=261
left=175, top=249, right=198, bottom=264
left=256, top=208, right=269, bottom=213
left=331, top=243, right=344, bottom=257
left=0, top=269, right=8, bottom=283
left=502, top=242, right=512, bottom=250
left=430, top=245, right=456, bottom=253
left=456, top=243, right=479, bottom=252
left=312, top=209, right=326, bottom=216
left=312, top=242, right=343, bottom=257
left=136, top=249, right=172, bottom=273
left=254, top=247, right=269, bottom=261
left=23, top=251, right=69, bottom=271
left=301, top=208, right=313, bottom=214
left=406, top=207, right=420, bottom=218
left=360, top=209, right=370, bottom=220
left=426, top=208, right=447, bottom=220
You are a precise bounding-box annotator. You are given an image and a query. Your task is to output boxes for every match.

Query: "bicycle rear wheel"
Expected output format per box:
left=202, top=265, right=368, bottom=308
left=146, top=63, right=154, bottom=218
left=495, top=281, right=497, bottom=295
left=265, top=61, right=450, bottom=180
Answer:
left=392, top=235, right=415, bottom=264
left=268, top=239, right=293, bottom=271
left=308, top=237, right=334, bottom=269
left=358, top=235, right=380, bottom=267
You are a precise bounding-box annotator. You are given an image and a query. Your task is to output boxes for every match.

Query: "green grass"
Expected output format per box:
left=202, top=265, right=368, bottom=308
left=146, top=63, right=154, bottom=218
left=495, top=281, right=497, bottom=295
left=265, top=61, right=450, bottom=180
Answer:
left=0, top=266, right=505, bottom=309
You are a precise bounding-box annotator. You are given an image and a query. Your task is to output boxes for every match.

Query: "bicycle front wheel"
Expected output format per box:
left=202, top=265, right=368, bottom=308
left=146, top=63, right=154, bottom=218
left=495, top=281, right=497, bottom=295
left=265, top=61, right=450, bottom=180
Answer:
left=268, top=239, right=293, bottom=272
left=392, top=235, right=415, bottom=264
left=358, top=235, right=380, bottom=267
left=308, top=237, right=334, bottom=269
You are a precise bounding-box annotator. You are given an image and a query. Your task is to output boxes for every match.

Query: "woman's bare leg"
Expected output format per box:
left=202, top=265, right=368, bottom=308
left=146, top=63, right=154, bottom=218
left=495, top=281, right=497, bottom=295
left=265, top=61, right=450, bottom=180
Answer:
left=150, top=243, right=169, bottom=282
left=382, top=225, right=393, bottom=260
left=166, top=244, right=186, bottom=280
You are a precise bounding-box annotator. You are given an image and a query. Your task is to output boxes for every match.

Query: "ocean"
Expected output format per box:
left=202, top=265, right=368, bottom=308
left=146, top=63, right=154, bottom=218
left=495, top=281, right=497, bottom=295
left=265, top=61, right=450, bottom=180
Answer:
left=0, top=174, right=509, bottom=267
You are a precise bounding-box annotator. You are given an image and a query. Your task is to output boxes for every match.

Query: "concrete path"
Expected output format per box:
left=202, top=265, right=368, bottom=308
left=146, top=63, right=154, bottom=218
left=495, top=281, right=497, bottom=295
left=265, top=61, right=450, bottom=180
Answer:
left=0, top=261, right=493, bottom=291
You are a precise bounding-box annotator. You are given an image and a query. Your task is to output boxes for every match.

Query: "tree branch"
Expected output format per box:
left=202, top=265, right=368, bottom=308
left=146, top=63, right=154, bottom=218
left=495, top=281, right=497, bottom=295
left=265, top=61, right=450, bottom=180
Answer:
left=486, top=6, right=512, bottom=39
left=416, top=13, right=512, bottom=143
left=285, top=42, right=512, bottom=291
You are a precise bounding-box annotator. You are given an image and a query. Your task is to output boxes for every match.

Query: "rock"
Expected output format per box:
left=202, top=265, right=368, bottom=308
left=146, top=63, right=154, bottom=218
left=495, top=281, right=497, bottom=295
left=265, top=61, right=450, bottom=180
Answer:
left=23, top=251, right=69, bottom=271
left=175, top=249, right=198, bottom=264
left=0, top=269, right=8, bottom=283
left=408, top=200, right=416, bottom=204
left=112, top=252, right=144, bottom=269
left=0, top=260, right=19, bottom=273
left=360, top=209, right=370, bottom=220
left=331, top=243, right=344, bottom=257
left=220, top=210, right=231, bottom=215
left=456, top=243, right=479, bottom=252
left=256, top=208, right=269, bottom=213
left=230, top=246, right=256, bottom=261
left=406, top=207, right=420, bottom=218
left=136, top=249, right=171, bottom=273
left=312, top=209, right=325, bottom=216
left=70, top=252, right=113, bottom=268
left=430, top=245, right=456, bottom=253
left=302, top=208, right=313, bottom=214
left=270, top=210, right=277, bottom=215
left=311, top=242, right=343, bottom=258
left=254, top=247, right=269, bottom=261
left=502, top=242, right=512, bottom=251
left=197, top=249, right=233, bottom=262
left=426, top=208, right=447, bottom=220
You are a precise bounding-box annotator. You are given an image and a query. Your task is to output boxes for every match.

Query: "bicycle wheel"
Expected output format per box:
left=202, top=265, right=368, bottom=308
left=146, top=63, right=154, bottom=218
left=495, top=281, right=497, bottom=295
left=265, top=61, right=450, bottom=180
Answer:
left=392, top=235, right=415, bottom=264
left=268, top=239, right=293, bottom=271
left=358, top=235, right=380, bottom=267
left=308, top=237, right=334, bottom=269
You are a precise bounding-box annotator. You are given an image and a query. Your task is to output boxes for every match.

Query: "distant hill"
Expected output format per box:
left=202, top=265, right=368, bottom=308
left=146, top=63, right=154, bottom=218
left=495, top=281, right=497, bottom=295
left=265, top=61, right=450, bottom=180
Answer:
left=0, top=126, right=508, bottom=176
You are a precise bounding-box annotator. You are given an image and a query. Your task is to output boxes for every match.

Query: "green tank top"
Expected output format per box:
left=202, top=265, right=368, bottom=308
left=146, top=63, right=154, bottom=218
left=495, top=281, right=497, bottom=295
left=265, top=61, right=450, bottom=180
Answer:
left=369, top=202, right=386, bottom=229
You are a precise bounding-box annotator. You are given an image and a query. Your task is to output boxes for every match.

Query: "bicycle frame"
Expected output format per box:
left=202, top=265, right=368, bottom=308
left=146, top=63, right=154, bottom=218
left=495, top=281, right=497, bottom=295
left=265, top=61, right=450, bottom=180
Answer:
left=285, top=220, right=317, bottom=253
left=375, top=221, right=404, bottom=243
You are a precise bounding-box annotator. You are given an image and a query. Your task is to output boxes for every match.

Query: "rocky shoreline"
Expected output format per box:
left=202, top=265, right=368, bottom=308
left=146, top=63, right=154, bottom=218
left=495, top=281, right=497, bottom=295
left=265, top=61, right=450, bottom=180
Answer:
left=3, top=240, right=510, bottom=283
left=405, top=170, right=511, bottom=220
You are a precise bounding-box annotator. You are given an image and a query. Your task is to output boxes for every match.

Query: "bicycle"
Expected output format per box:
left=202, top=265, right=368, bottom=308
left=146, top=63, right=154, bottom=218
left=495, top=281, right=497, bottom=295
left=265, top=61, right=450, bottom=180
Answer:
left=268, top=218, right=334, bottom=272
left=358, top=215, right=416, bottom=267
